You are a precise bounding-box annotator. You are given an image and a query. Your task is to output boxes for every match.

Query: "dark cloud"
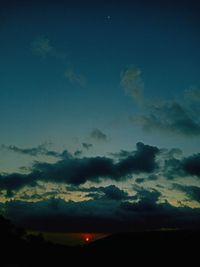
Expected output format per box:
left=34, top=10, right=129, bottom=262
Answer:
left=84, top=185, right=132, bottom=201
left=132, top=101, right=200, bottom=137
left=32, top=142, right=158, bottom=186
left=135, top=178, right=145, bottom=184
left=2, top=142, right=200, bottom=199
left=164, top=148, right=183, bottom=159
left=1, top=144, right=65, bottom=158
left=148, top=174, right=158, bottom=180
left=101, top=185, right=130, bottom=201
left=115, top=142, right=159, bottom=177
left=90, top=128, right=107, bottom=142
left=133, top=187, right=161, bottom=203
left=0, top=173, right=37, bottom=192
left=0, top=142, right=159, bottom=193
left=121, top=66, right=200, bottom=137
left=18, top=191, right=61, bottom=201
left=32, top=156, right=114, bottom=185
left=2, top=144, right=47, bottom=156
left=156, top=184, right=165, bottom=189
left=59, top=150, right=73, bottom=159
left=67, top=185, right=133, bottom=201
left=82, top=143, right=93, bottom=150
left=3, top=188, right=200, bottom=232
left=182, top=153, right=200, bottom=177
left=3, top=197, right=122, bottom=232
left=173, top=184, right=200, bottom=202
left=120, top=200, right=200, bottom=230
left=74, top=150, right=82, bottom=157
left=163, top=157, right=182, bottom=180
left=134, top=175, right=157, bottom=184
left=162, top=151, right=200, bottom=180
left=110, top=150, right=135, bottom=159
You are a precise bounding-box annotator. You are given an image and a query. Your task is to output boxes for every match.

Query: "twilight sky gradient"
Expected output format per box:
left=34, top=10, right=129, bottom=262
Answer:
left=0, top=0, right=200, bottom=232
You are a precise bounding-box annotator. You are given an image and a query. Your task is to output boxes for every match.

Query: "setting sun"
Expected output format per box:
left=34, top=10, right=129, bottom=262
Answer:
left=81, top=233, right=94, bottom=243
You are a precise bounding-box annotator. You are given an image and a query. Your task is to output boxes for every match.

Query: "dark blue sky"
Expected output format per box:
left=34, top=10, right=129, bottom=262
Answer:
left=0, top=0, right=200, bottom=231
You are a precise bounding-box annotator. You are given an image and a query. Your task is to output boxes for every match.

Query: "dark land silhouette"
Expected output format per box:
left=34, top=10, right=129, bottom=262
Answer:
left=1, top=215, right=199, bottom=266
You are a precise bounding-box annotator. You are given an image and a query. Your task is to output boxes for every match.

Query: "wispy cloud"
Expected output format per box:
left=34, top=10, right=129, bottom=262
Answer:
left=31, top=36, right=66, bottom=59
left=184, top=86, right=200, bottom=103
left=31, top=36, right=53, bottom=57
left=90, top=128, right=107, bottom=142
left=120, top=66, right=144, bottom=104
left=64, top=67, right=86, bottom=87
left=121, top=65, right=200, bottom=137
left=31, top=37, right=87, bottom=87
left=173, top=184, right=200, bottom=202
left=82, top=143, right=93, bottom=150
left=1, top=143, right=70, bottom=159
left=131, top=99, right=200, bottom=137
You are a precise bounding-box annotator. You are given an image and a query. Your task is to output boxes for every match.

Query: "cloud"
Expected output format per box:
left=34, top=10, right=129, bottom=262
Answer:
left=2, top=141, right=200, bottom=199
left=82, top=143, right=93, bottom=150
left=121, top=65, right=200, bottom=137
left=120, top=199, right=200, bottom=231
left=110, top=150, right=135, bottom=159
left=115, top=142, right=159, bottom=177
left=164, top=148, right=183, bottom=159
left=31, top=36, right=66, bottom=59
left=90, top=128, right=107, bottom=142
left=0, top=142, right=159, bottom=193
left=148, top=174, right=158, bottom=180
left=182, top=153, right=200, bottom=177
left=100, top=185, right=130, bottom=201
left=120, top=66, right=144, bottom=103
left=67, top=184, right=134, bottom=201
left=31, top=156, right=114, bottom=185
left=83, top=185, right=132, bottom=201
left=132, top=100, right=200, bottom=137
left=3, top=188, right=200, bottom=232
left=1, top=144, right=69, bottom=158
left=0, top=173, right=37, bottom=192
left=161, top=150, right=200, bottom=180
left=184, top=87, right=200, bottom=103
left=2, top=141, right=200, bottom=232
left=64, top=68, right=86, bottom=87
left=135, top=178, right=145, bottom=184
left=157, top=147, right=184, bottom=180
left=3, top=198, right=122, bottom=232
left=173, top=184, right=200, bottom=202
left=31, top=142, right=158, bottom=185
left=31, top=36, right=53, bottom=57
left=74, top=150, right=82, bottom=157
left=132, top=186, right=161, bottom=203
left=134, top=174, right=157, bottom=184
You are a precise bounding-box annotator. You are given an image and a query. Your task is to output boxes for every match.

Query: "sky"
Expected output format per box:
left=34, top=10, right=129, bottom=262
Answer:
left=0, top=0, right=200, bottom=233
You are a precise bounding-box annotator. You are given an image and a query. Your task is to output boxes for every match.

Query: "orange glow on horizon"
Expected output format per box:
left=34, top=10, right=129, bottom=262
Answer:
left=82, top=233, right=93, bottom=243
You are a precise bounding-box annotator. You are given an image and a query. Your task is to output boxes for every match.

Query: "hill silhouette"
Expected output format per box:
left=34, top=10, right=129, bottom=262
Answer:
left=1, top=215, right=199, bottom=265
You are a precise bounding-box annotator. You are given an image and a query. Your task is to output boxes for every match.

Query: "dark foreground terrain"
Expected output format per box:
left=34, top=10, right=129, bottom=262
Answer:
left=1, top=215, right=199, bottom=266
